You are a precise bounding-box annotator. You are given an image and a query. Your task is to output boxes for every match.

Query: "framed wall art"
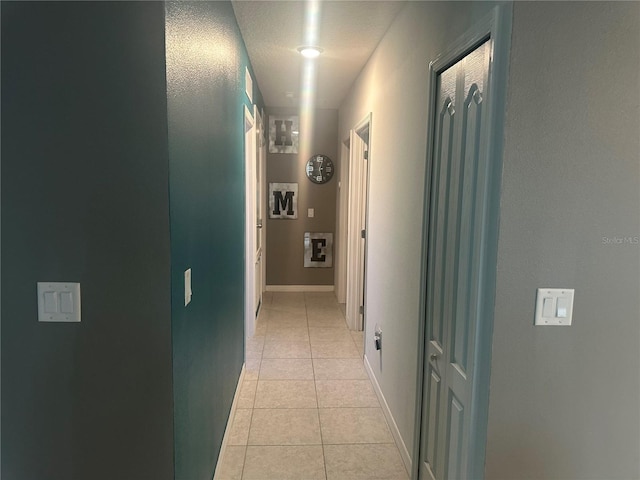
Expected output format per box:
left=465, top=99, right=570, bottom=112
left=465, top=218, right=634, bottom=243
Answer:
left=269, top=115, right=299, bottom=154
left=269, top=183, right=298, bottom=219
left=304, top=232, right=333, bottom=268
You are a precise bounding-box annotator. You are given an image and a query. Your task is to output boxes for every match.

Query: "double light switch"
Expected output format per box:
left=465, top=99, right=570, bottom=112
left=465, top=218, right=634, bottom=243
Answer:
left=535, top=288, right=574, bottom=326
left=37, top=282, right=81, bottom=322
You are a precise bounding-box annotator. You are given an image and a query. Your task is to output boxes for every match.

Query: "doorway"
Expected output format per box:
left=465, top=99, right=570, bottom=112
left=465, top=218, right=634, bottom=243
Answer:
left=244, top=105, right=257, bottom=339
left=415, top=7, right=511, bottom=480
left=345, top=115, right=371, bottom=332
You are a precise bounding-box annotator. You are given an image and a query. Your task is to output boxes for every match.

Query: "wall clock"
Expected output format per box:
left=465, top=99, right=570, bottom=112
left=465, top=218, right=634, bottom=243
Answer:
left=305, top=154, right=334, bottom=184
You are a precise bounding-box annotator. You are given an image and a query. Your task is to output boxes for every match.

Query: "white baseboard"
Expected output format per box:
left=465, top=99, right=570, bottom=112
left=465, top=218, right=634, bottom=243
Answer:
left=364, top=355, right=412, bottom=476
left=266, top=285, right=334, bottom=292
left=213, top=364, right=246, bottom=480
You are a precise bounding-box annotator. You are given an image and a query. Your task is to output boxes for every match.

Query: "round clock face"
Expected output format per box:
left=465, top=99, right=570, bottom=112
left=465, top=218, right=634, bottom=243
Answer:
left=306, top=154, right=334, bottom=184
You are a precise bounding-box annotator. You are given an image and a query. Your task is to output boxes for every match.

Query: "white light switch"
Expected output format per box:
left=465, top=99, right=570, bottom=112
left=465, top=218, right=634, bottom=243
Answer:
left=184, top=268, right=192, bottom=306
left=59, top=292, right=74, bottom=313
left=556, top=297, right=569, bottom=318
left=37, top=282, right=81, bottom=322
left=535, top=288, right=574, bottom=326
left=43, top=291, right=58, bottom=313
left=308, top=208, right=314, bottom=218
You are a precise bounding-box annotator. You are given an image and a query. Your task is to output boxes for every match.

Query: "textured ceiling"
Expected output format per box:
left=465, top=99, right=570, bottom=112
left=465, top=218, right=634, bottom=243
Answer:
left=232, top=1, right=406, bottom=109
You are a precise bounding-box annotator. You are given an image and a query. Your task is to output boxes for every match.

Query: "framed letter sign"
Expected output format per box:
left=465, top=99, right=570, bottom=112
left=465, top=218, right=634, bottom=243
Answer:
left=269, top=183, right=298, bottom=219
left=304, top=233, right=333, bottom=268
left=269, top=115, right=299, bottom=154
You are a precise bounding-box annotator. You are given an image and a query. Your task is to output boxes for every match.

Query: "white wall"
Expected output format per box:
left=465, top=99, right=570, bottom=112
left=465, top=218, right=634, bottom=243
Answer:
left=338, top=0, right=497, bottom=463
left=339, top=1, right=639, bottom=478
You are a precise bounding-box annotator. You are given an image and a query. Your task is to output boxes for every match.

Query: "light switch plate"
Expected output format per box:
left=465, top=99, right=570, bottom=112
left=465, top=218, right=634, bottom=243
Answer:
left=308, top=208, right=314, bottom=218
left=535, top=288, right=574, bottom=326
left=37, top=282, right=81, bottom=322
left=184, top=268, right=192, bottom=306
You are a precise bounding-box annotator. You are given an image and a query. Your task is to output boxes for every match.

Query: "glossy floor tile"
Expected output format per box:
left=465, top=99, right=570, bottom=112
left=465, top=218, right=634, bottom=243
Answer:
left=248, top=408, right=321, bottom=445
left=319, top=407, right=394, bottom=444
left=215, top=292, right=408, bottom=480
left=243, top=445, right=326, bottom=480
left=324, top=444, right=408, bottom=479
left=259, top=358, right=314, bottom=380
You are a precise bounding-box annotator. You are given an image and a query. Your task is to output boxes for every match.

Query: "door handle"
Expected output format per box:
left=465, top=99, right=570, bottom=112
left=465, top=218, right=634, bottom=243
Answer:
left=257, top=221, right=263, bottom=228
left=430, top=353, right=440, bottom=362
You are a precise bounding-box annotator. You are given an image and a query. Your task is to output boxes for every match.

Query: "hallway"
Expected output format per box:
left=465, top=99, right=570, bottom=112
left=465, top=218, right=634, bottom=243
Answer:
left=215, top=292, right=409, bottom=479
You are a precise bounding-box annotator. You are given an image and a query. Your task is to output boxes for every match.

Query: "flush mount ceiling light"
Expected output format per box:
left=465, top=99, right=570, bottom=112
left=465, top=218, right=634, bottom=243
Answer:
left=297, top=46, right=323, bottom=59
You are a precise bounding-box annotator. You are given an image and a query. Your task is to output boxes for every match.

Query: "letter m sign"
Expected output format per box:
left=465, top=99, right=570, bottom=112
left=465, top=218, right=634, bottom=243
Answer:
left=269, top=183, right=298, bottom=219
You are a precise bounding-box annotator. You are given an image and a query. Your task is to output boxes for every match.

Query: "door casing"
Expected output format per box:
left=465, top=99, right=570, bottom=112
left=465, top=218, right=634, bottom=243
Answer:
left=254, top=105, right=265, bottom=314
left=413, top=5, right=512, bottom=479
left=345, top=113, right=372, bottom=332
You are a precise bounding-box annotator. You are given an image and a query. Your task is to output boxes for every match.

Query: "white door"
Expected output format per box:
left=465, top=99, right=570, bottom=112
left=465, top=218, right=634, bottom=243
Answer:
left=346, top=121, right=370, bottom=331
left=419, top=36, right=500, bottom=479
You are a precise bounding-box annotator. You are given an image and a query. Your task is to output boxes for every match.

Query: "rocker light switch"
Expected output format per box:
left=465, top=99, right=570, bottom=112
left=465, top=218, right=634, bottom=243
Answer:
left=534, top=288, right=574, bottom=326
left=556, top=297, right=569, bottom=318
left=43, top=291, right=58, bottom=313
left=542, top=297, right=554, bottom=318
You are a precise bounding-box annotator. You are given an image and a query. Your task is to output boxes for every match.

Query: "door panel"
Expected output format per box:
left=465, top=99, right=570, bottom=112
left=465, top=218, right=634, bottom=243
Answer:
left=425, top=367, right=441, bottom=480
left=346, top=127, right=369, bottom=331
left=446, top=394, right=464, bottom=479
left=453, top=85, right=483, bottom=374
left=423, top=60, right=458, bottom=480
left=420, top=39, right=490, bottom=480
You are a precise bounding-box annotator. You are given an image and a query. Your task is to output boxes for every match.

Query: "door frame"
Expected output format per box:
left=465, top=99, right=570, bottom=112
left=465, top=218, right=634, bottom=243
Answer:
left=412, top=5, right=512, bottom=479
left=345, top=113, right=372, bottom=332
left=254, top=105, right=265, bottom=312
left=244, top=104, right=256, bottom=341
left=335, top=137, right=351, bottom=305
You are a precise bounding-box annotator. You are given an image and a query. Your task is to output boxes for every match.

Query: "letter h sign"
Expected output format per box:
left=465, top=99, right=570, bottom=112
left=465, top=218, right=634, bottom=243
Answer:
left=269, top=183, right=298, bottom=219
left=269, top=115, right=299, bottom=153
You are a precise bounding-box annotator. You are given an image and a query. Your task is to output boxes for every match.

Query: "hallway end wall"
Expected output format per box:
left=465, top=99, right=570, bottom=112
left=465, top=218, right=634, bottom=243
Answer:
left=266, top=107, right=338, bottom=287
left=1, top=2, right=174, bottom=479
left=165, top=2, right=263, bottom=479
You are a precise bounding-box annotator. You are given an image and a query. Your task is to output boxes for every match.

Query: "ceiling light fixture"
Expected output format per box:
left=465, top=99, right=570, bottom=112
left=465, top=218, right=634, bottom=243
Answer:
left=297, top=46, right=323, bottom=59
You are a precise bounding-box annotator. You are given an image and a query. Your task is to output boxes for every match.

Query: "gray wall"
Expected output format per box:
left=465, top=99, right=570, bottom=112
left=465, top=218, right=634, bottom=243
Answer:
left=1, top=2, right=174, bottom=479
left=339, top=1, right=639, bottom=477
left=485, top=2, right=640, bottom=478
left=338, top=1, right=498, bottom=464
left=266, top=107, right=338, bottom=286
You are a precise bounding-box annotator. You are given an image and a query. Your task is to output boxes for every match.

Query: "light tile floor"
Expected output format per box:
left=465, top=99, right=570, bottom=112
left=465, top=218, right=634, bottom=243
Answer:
left=216, top=291, right=408, bottom=480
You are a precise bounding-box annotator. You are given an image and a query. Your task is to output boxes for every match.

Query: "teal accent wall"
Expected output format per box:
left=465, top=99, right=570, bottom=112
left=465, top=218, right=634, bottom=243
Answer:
left=1, top=2, right=174, bottom=479
left=164, top=2, right=262, bottom=478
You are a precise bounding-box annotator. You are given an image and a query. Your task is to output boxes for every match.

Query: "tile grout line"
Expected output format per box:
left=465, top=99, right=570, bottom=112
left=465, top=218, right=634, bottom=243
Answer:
left=305, top=292, right=329, bottom=480
left=241, top=306, right=268, bottom=479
